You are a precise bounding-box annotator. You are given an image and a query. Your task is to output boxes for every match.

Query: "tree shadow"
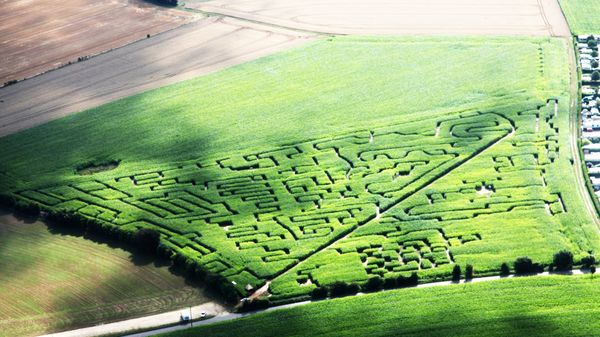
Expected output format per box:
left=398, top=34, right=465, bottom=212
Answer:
left=44, top=218, right=171, bottom=268
left=128, top=0, right=178, bottom=8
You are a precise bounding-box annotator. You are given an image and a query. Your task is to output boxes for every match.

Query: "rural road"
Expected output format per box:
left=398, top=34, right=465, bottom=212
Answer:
left=38, top=302, right=228, bottom=337
left=0, top=16, right=313, bottom=137
left=44, top=270, right=587, bottom=337
left=3, top=0, right=593, bottom=337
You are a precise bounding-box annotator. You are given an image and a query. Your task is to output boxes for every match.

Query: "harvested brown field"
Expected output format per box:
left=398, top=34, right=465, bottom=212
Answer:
left=0, top=17, right=313, bottom=136
left=0, top=211, right=222, bottom=337
left=188, top=0, right=570, bottom=37
left=0, top=0, right=195, bottom=85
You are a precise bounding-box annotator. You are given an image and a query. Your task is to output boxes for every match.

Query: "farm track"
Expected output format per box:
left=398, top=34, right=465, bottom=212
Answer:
left=268, top=118, right=515, bottom=287
left=2, top=1, right=595, bottom=336
left=46, top=270, right=588, bottom=337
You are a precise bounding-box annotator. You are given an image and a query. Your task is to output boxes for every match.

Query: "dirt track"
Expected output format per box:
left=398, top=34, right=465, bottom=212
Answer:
left=0, top=17, right=313, bottom=136
left=189, top=0, right=570, bottom=37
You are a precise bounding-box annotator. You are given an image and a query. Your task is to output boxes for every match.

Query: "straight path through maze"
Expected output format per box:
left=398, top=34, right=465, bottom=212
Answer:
left=267, top=99, right=580, bottom=299
left=10, top=104, right=567, bottom=298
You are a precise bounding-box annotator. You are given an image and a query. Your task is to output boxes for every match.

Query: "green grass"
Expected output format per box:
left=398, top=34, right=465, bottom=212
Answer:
left=160, top=275, right=600, bottom=337
left=0, top=212, right=210, bottom=337
left=559, top=0, right=600, bottom=35
left=1, top=36, right=598, bottom=300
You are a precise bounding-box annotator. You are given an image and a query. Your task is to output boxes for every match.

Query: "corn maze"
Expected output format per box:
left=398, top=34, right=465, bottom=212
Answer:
left=8, top=92, right=592, bottom=300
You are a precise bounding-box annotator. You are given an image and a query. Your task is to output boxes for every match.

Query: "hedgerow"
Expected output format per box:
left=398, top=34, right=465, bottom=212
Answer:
left=0, top=36, right=598, bottom=304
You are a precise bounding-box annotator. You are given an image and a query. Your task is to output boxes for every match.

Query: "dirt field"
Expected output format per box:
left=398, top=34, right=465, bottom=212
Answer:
left=0, top=0, right=194, bottom=84
left=0, top=17, right=313, bottom=136
left=189, top=0, right=570, bottom=37
left=0, top=211, right=223, bottom=337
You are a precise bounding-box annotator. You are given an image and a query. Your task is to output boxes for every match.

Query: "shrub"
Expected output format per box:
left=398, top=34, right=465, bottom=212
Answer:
left=593, top=50, right=599, bottom=58
left=514, top=257, right=535, bottom=275
left=396, top=273, right=418, bottom=287
left=14, top=201, right=40, bottom=217
left=311, top=287, right=328, bottom=300
left=0, top=194, right=16, bottom=208
left=500, top=262, right=510, bottom=276
left=157, top=0, right=178, bottom=5
left=329, top=281, right=349, bottom=297
left=593, top=60, right=599, bottom=69
left=205, top=273, right=240, bottom=304
left=582, top=255, right=596, bottom=269
left=240, top=298, right=270, bottom=312
left=592, top=71, right=600, bottom=81
left=383, top=277, right=397, bottom=290
left=364, top=276, right=383, bottom=292
left=452, top=264, right=461, bottom=282
left=465, top=264, right=473, bottom=280
left=591, top=265, right=597, bottom=275
left=134, top=228, right=161, bottom=254
left=553, top=250, right=574, bottom=271
left=588, top=39, right=598, bottom=47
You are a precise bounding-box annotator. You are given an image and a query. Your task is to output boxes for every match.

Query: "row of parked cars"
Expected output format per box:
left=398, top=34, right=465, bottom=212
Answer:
left=579, top=35, right=600, bottom=200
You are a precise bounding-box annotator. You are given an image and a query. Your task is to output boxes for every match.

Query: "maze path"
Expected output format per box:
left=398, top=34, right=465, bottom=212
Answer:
left=268, top=100, right=569, bottom=298
left=12, top=104, right=562, bottom=296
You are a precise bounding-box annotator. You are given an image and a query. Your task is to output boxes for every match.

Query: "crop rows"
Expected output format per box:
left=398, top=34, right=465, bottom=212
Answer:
left=7, top=97, right=584, bottom=298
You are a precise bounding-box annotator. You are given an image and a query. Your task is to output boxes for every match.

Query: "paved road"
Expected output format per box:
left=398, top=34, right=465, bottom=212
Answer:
left=38, top=302, right=228, bottom=337
left=0, top=16, right=313, bottom=136
left=45, top=270, right=586, bottom=337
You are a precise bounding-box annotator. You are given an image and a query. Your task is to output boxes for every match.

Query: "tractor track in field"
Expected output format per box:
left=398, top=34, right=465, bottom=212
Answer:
left=267, top=116, right=516, bottom=289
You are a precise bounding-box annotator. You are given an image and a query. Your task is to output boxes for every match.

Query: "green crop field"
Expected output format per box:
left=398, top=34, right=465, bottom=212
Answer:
left=160, top=275, right=600, bottom=337
left=0, top=36, right=598, bottom=302
left=559, top=0, right=600, bottom=35
left=0, top=212, right=210, bottom=337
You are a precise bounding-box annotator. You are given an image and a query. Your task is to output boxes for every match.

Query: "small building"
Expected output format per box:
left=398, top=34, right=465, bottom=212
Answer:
left=588, top=167, right=600, bottom=176
left=581, top=54, right=596, bottom=61
left=583, top=143, right=600, bottom=154
left=583, top=87, right=597, bottom=96
left=581, top=48, right=594, bottom=54
left=585, top=152, right=600, bottom=163
left=582, top=131, right=600, bottom=141
left=591, top=176, right=600, bottom=190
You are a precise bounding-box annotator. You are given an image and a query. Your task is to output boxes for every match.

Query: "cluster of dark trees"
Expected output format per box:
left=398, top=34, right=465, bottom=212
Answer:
left=309, top=272, right=419, bottom=301
left=451, top=264, right=474, bottom=282
left=3, top=194, right=599, bottom=311
left=0, top=194, right=242, bottom=305
left=153, top=0, right=178, bottom=5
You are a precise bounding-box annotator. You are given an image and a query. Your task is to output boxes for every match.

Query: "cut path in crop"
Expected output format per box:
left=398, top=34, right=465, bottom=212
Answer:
left=268, top=114, right=516, bottom=289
